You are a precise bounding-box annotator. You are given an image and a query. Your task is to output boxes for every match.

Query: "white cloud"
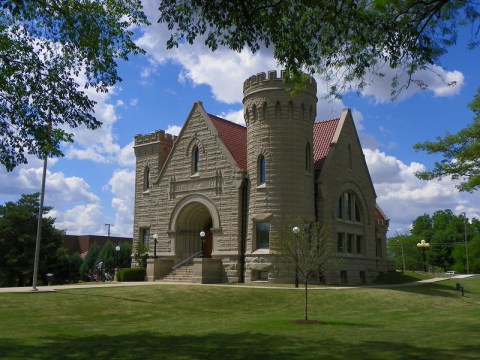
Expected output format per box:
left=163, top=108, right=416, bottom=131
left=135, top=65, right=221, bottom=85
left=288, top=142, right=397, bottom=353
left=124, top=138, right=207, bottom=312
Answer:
left=360, top=64, right=465, bottom=103
left=166, top=125, right=182, bottom=136
left=118, top=141, right=136, bottom=167
left=220, top=109, right=245, bottom=126
left=106, top=169, right=136, bottom=236
left=50, top=203, right=105, bottom=234
left=364, top=148, right=480, bottom=235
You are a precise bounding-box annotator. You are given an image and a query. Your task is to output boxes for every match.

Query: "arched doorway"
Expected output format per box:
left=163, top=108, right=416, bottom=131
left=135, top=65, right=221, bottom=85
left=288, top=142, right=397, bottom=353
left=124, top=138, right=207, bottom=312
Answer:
left=169, top=194, right=220, bottom=263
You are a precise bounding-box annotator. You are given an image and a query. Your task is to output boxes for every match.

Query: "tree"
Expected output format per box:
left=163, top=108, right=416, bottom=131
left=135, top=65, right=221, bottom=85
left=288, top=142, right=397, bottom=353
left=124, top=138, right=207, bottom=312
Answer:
left=0, top=0, right=148, bottom=170
left=117, top=242, right=132, bottom=269
left=159, top=1, right=479, bottom=97
left=387, top=234, right=423, bottom=271
left=80, top=242, right=100, bottom=279
left=132, top=239, right=148, bottom=269
left=0, top=193, right=64, bottom=286
left=277, top=220, right=341, bottom=321
left=414, top=89, right=480, bottom=192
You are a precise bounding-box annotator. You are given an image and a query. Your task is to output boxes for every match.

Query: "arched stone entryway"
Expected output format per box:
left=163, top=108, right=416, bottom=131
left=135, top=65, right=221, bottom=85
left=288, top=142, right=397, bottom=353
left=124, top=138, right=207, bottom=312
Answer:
left=169, top=194, right=220, bottom=263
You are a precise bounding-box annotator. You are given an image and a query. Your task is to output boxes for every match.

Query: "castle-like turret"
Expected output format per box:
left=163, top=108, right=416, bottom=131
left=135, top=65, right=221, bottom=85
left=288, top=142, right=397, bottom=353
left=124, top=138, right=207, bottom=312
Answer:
left=243, top=70, right=317, bottom=253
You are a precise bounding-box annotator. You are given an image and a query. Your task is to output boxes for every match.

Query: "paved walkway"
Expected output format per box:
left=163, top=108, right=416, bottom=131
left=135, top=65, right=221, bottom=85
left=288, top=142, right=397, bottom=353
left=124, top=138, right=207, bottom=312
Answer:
left=0, top=275, right=475, bottom=294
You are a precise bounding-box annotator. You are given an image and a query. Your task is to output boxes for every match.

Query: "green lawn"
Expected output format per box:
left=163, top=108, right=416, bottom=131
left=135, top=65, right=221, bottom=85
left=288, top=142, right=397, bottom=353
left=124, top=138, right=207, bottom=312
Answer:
left=1, top=277, right=479, bottom=359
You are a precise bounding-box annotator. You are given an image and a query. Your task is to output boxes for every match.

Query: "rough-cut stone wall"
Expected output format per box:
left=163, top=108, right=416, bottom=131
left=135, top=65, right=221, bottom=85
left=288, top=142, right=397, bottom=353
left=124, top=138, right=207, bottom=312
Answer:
left=133, top=103, right=245, bottom=282
left=316, top=109, right=393, bottom=284
left=242, top=70, right=317, bottom=281
left=132, top=130, right=176, bottom=265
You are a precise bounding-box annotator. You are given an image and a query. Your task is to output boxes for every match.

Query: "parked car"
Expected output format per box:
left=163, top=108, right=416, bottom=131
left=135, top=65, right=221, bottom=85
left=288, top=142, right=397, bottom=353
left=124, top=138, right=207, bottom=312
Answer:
left=445, top=271, right=456, bottom=275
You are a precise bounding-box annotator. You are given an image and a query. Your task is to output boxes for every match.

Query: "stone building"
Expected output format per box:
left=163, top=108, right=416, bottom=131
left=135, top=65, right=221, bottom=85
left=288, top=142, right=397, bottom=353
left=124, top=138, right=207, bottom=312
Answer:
left=133, top=70, right=395, bottom=285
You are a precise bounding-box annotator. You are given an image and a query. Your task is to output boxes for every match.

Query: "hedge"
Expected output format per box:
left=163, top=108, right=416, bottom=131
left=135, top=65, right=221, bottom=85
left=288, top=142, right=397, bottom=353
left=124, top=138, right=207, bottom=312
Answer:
left=117, top=268, right=146, bottom=282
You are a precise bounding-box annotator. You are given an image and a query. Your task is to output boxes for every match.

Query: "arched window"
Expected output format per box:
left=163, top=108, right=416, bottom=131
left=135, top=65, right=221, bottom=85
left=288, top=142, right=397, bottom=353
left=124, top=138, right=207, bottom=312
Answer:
left=192, top=146, right=200, bottom=174
left=143, top=167, right=150, bottom=191
left=258, top=155, right=266, bottom=185
left=305, top=143, right=312, bottom=172
left=337, top=192, right=362, bottom=222
left=336, top=191, right=364, bottom=255
left=275, top=101, right=281, bottom=119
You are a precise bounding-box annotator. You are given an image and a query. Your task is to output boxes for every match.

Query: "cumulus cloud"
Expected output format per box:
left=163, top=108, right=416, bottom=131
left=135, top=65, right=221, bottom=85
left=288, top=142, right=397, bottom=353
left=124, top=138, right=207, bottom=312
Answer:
left=220, top=109, right=245, bottom=126
left=50, top=203, right=105, bottom=234
left=166, top=125, right=182, bottom=136
left=360, top=64, right=465, bottom=103
left=106, top=169, right=136, bottom=236
left=364, top=148, right=479, bottom=235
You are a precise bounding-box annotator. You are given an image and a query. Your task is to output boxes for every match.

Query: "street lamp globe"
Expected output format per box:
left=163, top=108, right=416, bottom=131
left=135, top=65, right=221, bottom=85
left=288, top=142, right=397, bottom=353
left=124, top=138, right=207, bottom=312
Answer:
left=417, top=239, right=430, bottom=272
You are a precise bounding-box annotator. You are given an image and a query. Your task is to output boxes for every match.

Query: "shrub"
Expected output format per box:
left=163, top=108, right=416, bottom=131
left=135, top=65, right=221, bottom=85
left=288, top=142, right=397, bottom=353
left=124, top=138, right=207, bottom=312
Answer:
left=117, top=268, right=146, bottom=282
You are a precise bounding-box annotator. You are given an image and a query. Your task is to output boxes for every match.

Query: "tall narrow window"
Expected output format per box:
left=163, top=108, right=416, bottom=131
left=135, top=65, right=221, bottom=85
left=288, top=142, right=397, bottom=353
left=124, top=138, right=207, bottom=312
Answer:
left=141, top=228, right=150, bottom=247
left=347, top=234, right=353, bottom=253
left=356, top=235, right=363, bottom=254
left=258, top=155, right=266, bottom=185
left=337, top=233, right=344, bottom=252
left=305, top=143, right=312, bottom=172
left=143, top=167, right=150, bottom=191
left=193, top=146, right=199, bottom=173
left=346, top=193, right=353, bottom=220
left=275, top=101, right=281, bottom=119
left=337, top=196, right=343, bottom=219
left=256, top=222, right=270, bottom=249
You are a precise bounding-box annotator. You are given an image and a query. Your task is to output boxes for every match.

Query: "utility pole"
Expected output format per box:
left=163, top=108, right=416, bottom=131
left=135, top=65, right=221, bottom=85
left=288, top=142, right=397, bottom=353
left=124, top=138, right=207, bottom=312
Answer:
left=463, top=213, right=469, bottom=274
left=105, top=223, right=114, bottom=237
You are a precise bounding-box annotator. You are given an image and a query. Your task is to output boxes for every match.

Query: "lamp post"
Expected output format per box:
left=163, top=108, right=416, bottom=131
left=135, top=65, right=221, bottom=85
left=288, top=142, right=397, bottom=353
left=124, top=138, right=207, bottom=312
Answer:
left=152, top=234, right=158, bottom=258
left=115, top=245, right=120, bottom=268
left=200, top=231, right=206, bottom=258
left=417, top=239, right=430, bottom=272
left=292, top=226, right=300, bottom=288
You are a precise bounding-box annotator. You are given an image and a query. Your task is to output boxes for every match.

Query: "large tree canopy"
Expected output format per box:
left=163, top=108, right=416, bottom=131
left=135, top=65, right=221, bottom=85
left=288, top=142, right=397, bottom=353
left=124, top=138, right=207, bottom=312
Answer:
left=0, top=193, right=64, bottom=286
left=414, top=88, right=480, bottom=192
left=0, top=0, right=148, bottom=170
left=159, top=0, right=479, bottom=95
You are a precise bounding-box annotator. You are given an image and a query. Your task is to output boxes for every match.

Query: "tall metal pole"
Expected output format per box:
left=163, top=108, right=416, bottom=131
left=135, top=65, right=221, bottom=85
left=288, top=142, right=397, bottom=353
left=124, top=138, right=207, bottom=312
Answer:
left=105, top=223, right=114, bottom=237
left=463, top=213, right=469, bottom=274
left=32, top=155, right=48, bottom=291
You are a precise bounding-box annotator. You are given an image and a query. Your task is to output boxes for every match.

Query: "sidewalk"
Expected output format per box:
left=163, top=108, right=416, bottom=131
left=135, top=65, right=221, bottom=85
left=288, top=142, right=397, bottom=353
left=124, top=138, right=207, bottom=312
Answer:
left=0, top=275, right=476, bottom=294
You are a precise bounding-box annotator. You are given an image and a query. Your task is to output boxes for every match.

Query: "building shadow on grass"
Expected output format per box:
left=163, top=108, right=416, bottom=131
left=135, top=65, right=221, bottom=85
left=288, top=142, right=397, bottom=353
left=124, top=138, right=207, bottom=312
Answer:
left=0, top=331, right=478, bottom=360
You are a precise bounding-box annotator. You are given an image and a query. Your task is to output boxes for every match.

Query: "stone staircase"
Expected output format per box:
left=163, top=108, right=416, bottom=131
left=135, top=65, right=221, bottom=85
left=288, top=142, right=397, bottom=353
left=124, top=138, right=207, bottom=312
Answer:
left=161, top=264, right=193, bottom=282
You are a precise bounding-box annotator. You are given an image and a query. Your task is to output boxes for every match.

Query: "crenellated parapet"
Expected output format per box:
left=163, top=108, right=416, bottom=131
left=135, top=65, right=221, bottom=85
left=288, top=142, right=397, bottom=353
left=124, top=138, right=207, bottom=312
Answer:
left=134, top=130, right=177, bottom=147
left=243, top=70, right=317, bottom=126
left=134, top=130, right=177, bottom=158
left=243, top=70, right=317, bottom=98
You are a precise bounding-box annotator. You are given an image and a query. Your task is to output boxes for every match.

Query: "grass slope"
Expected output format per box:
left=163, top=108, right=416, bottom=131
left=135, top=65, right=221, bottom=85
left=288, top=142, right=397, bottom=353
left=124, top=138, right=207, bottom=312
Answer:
left=1, top=278, right=479, bottom=359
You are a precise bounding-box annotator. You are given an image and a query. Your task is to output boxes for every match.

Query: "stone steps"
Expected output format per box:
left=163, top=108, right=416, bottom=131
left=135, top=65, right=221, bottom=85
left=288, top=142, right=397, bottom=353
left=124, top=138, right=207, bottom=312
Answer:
left=161, top=265, right=193, bottom=282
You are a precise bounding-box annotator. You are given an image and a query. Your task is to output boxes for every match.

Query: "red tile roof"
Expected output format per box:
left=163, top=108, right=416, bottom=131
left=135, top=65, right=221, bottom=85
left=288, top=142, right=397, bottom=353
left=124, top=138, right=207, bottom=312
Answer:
left=374, top=208, right=385, bottom=221
left=209, top=114, right=247, bottom=170
left=313, top=118, right=340, bottom=170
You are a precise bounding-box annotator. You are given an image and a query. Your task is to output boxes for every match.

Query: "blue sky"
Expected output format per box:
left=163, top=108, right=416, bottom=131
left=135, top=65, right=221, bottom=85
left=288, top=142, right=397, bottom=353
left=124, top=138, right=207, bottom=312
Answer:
left=1, top=1, right=479, bottom=237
